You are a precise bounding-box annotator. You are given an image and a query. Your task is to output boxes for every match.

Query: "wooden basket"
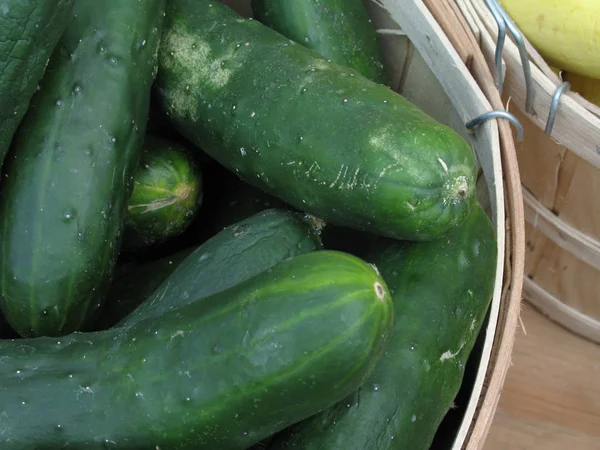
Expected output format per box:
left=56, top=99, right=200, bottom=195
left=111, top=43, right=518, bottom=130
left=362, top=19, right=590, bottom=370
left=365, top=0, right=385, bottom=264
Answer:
left=457, top=0, right=600, bottom=344
left=222, top=0, right=525, bottom=448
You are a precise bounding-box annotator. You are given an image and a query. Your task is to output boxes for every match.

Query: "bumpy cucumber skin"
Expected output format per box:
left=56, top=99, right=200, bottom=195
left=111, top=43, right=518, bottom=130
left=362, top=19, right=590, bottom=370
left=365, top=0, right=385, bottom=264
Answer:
left=270, top=204, right=497, bottom=450
left=250, top=0, right=388, bottom=260
left=102, top=204, right=317, bottom=329
left=251, top=0, right=389, bottom=85
left=124, top=134, right=203, bottom=252
left=117, top=208, right=323, bottom=327
left=156, top=0, right=477, bottom=242
left=0, top=250, right=393, bottom=450
left=0, top=0, right=165, bottom=337
left=0, top=0, right=73, bottom=163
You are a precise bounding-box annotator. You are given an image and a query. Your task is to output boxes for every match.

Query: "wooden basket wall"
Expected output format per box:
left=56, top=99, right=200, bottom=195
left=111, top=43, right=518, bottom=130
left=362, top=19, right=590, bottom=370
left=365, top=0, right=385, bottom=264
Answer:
left=222, top=0, right=525, bottom=448
left=457, top=0, right=600, bottom=344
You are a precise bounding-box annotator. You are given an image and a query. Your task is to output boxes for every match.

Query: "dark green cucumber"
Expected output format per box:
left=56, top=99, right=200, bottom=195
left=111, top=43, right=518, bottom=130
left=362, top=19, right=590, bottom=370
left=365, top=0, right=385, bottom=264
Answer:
left=270, top=204, right=497, bottom=450
left=0, top=0, right=74, bottom=162
left=251, top=0, right=389, bottom=84
left=0, top=0, right=165, bottom=337
left=100, top=205, right=315, bottom=330
left=249, top=0, right=386, bottom=259
left=94, top=247, right=194, bottom=330
left=123, top=134, right=203, bottom=252
left=0, top=250, right=393, bottom=450
left=156, top=0, right=477, bottom=242
left=117, top=208, right=324, bottom=327
left=100, top=196, right=310, bottom=329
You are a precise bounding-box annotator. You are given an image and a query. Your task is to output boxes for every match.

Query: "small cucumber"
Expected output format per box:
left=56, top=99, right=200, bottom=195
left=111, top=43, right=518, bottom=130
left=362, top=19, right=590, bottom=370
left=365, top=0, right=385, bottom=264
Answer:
left=124, top=134, right=203, bottom=252
left=0, top=0, right=165, bottom=337
left=251, top=0, right=389, bottom=84
left=117, top=208, right=324, bottom=327
left=270, top=204, right=497, bottom=450
left=0, top=250, right=393, bottom=450
left=99, top=180, right=295, bottom=331
left=156, top=0, right=477, bottom=242
left=99, top=198, right=304, bottom=330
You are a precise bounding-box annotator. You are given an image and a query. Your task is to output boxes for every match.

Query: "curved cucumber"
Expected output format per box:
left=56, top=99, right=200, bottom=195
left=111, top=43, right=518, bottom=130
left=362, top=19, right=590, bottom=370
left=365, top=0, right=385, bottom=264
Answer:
left=124, top=134, right=203, bottom=252
left=156, top=0, right=477, bottom=242
left=270, top=204, right=497, bottom=450
left=0, top=0, right=165, bottom=337
left=251, top=0, right=389, bottom=84
left=117, top=208, right=324, bottom=327
left=0, top=250, right=393, bottom=450
left=0, top=0, right=73, bottom=162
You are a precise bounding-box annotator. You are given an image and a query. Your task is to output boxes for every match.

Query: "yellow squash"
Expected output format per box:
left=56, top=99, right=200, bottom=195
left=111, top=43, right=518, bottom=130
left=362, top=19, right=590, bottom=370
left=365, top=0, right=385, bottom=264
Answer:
left=499, top=0, right=600, bottom=79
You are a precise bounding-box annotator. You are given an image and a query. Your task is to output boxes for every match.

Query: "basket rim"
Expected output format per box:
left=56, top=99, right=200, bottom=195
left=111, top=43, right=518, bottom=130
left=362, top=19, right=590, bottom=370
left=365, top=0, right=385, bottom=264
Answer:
left=421, top=0, right=525, bottom=448
left=376, top=0, right=525, bottom=448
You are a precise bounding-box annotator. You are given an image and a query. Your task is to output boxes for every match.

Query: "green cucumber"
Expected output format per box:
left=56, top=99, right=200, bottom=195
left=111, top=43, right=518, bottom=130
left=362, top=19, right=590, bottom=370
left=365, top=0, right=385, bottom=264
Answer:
left=156, top=0, right=477, bottom=242
left=100, top=205, right=317, bottom=330
left=123, top=134, right=203, bottom=252
left=117, top=208, right=324, bottom=327
left=0, top=250, right=393, bottom=450
left=0, top=0, right=74, bottom=162
left=251, top=0, right=389, bottom=84
left=0, top=0, right=165, bottom=337
left=248, top=0, right=387, bottom=259
left=270, top=204, right=497, bottom=450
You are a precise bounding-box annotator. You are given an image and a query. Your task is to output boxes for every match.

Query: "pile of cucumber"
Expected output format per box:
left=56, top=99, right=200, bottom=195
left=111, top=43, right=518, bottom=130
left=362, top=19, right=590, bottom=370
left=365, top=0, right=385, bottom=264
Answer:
left=0, top=0, right=497, bottom=449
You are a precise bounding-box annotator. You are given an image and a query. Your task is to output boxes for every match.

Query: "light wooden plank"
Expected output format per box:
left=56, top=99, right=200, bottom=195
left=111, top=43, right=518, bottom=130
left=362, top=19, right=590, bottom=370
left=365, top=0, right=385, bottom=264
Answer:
left=524, top=277, right=600, bottom=344
left=485, top=303, right=600, bottom=450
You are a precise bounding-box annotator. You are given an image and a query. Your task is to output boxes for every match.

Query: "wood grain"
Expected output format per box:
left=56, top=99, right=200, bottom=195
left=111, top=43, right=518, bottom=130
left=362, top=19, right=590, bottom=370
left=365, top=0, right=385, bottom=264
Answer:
left=484, top=303, right=600, bottom=449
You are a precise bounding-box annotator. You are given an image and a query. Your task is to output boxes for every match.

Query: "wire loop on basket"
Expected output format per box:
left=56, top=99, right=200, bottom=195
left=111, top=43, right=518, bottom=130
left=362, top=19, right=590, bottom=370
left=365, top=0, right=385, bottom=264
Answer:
left=466, top=110, right=524, bottom=142
left=545, top=81, right=571, bottom=135
left=483, top=0, right=506, bottom=94
left=484, top=0, right=535, bottom=114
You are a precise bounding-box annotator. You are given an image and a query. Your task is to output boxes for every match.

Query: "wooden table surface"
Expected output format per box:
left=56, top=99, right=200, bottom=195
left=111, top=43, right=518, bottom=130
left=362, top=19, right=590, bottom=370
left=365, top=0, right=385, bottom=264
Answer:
left=484, top=302, right=600, bottom=449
